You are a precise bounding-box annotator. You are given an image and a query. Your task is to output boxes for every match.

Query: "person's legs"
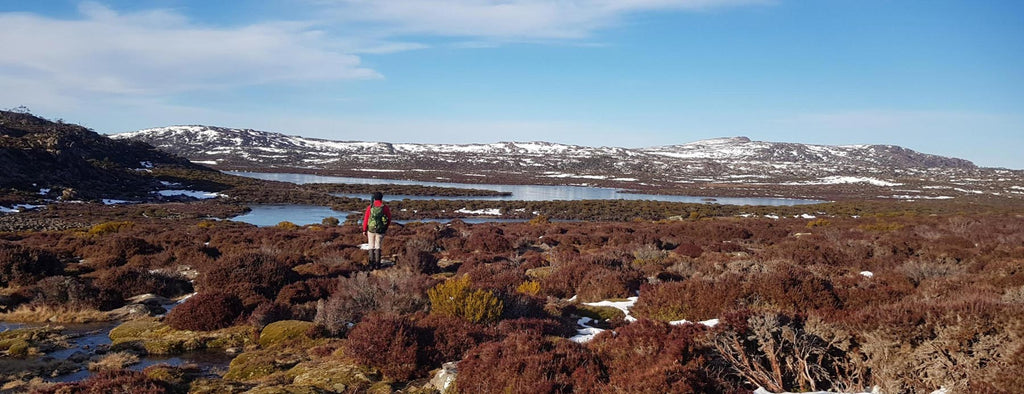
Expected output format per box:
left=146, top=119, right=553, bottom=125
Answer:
left=373, top=233, right=384, bottom=263
left=367, top=232, right=384, bottom=265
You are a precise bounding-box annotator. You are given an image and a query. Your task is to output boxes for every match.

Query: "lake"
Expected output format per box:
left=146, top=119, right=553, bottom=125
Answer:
left=227, top=171, right=824, bottom=205
left=226, top=172, right=823, bottom=227
left=230, top=204, right=534, bottom=227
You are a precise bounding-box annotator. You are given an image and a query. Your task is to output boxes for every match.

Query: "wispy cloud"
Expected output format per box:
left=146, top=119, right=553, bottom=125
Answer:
left=0, top=1, right=379, bottom=102
left=313, top=0, right=773, bottom=40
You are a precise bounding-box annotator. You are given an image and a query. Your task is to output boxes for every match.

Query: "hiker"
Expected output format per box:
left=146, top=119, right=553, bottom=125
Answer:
left=362, top=191, right=391, bottom=267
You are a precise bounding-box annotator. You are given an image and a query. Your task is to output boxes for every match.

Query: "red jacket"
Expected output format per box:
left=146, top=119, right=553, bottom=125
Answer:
left=362, top=200, right=392, bottom=232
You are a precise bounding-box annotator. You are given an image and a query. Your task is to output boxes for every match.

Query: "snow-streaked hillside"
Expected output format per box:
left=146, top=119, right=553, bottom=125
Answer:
left=113, top=125, right=1023, bottom=201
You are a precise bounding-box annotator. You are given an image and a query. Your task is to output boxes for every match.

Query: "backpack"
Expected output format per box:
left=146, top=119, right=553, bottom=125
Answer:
left=367, top=204, right=388, bottom=233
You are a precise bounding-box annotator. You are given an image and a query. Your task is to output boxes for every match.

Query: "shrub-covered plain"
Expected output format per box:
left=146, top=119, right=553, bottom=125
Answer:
left=1, top=201, right=1023, bottom=392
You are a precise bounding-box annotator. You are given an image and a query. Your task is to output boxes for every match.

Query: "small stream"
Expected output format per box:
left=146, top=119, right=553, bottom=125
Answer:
left=0, top=321, right=234, bottom=383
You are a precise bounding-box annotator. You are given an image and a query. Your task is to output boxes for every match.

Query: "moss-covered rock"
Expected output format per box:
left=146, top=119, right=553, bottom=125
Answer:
left=259, top=320, right=314, bottom=348
left=289, top=360, right=381, bottom=392
left=1, top=338, right=30, bottom=357
left=109, top=319, right=253, bottom=355
left=187, top=377, right=252, bottom=394
left=224, top=347, right=308, bottom=382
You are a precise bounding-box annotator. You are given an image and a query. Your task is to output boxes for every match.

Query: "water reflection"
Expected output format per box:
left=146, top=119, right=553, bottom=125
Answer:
left=227, top=171, right=823, bottom=206
left=230, top=204, right=351, bottom=227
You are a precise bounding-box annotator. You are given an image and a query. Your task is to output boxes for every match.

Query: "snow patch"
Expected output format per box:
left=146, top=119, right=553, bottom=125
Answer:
left=157, top=190, right=223, bottom=199
left=102, top=199, right=137, bottom=205
left=786, top=176, right=902, bottom=187
left=860, top=271, right=874, bottom=278
left=0, top=204, right=43, bottom=213
left=455, top=208, right=501, bottom=216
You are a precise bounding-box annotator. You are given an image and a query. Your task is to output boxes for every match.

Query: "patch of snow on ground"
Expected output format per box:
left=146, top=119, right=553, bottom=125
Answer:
left=570, top=317, right=606, bottom=343
left=190, top=160, right=219, bottom=165
left=353, top=168, right=404, bottom=172
left=753, top=388, right=876, bottom=394
left=38, top=188, right=50, bottom=195
left=787, top=176, right=902, bottom=187
left=953, top=188, right=985, bottom=194
left=157, top=190, right=223, bottom=199
left=543, top=173, right=610, bottom=180
left=668, top=318, right=720, bottom=327
left=102, top=199, right=137, bottom=205
left=455, top=208, right=501, bottom=215
left=888, top=195, right=954, bottom=200
left=358, top=243, right=372, bottom=250
left=860, top=271, right=874, bottom=278
left=0, top=204, right=43, bottom=213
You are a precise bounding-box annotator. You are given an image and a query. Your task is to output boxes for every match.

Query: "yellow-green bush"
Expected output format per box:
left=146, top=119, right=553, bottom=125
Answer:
left=428, top=275, right=503, bottom=324
left=516, top=280, right=541, bottom=296
left=88, top=220, right=134, bottom=235
left=276, top=221, right=299, bottom=230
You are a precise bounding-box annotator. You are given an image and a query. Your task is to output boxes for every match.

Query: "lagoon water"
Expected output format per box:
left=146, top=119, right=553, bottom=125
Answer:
left=227, top=171, right=823, bottom=206
left=230, top=204, right=351, bottom=227
left=226, top=172, right=824, bottom=226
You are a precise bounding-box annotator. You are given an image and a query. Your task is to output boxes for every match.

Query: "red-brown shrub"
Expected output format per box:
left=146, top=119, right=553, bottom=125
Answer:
left=458, top=259, right=524, bottom=292
left=464, top=225, right=512, bottom=253
left=29, top=275, right=119, bottom=310
left=632, top=276, right=747, bottom=322
left=585, top=319, right=726, bottom=393
left=0, top=242, right=63, bottom=287
left=164, top=292, right=244, bottom=331
left=747, top=266, right=841, bottom=313
left=575, top=268, right=641, bottom=302
left=457, top=333, right=605, bottom=393
left=275, top=278, right=336, bottom=306
left=768, top=237, right=850, bottom=267
left=416, top=314, right=495, bottom=365
left=198, top=252, right=297, bottom=308
left=94, top=267, right=193, bottom=300
left=345, top=313, right=423, bottom=381
left=33, top=369, right=168, bottom=394
left=496, top=317, right=576, bottom=338
left=249, top=302, right=293, bottom=328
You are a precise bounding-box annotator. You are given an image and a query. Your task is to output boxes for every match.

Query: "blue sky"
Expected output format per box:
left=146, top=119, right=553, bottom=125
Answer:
left=2, top=1, right=1022, bottom=168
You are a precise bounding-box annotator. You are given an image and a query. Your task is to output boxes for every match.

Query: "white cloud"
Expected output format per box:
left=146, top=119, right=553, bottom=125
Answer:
left=314, top=0, right=773, bottom=40
left=0, top=2, right=379, bottom=101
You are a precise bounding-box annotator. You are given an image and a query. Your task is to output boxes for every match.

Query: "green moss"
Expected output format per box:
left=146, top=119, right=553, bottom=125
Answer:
left=1, top=338, right=30, bottom=357
left=109, top=319, right=255, bottom=355
left=225, top=352, right=280, bottom=381
left=109, top=319, right=167, bottom=341
left=575, top=305, right=626, bottom=321
left=259, top=320, right=314, bottom=348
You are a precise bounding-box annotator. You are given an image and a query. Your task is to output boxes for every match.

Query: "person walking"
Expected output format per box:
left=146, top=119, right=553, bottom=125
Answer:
left=362, top=191, right=391, bottom=268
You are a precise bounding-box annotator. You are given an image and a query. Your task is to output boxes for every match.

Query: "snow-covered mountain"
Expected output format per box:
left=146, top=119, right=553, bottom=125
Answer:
left=113, top=125, right=1022, bottom=200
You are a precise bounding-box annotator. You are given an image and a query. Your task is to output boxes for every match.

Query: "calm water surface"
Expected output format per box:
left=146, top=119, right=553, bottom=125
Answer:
left=227, top=171, right=823, bottom=205
left=226, top=172, right=823, bottom=226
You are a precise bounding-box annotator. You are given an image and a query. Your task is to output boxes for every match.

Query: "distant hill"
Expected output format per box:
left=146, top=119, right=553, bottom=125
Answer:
left=0, top=111, right=208, bottom=201
left=107, top=125, right=1023, bottom=202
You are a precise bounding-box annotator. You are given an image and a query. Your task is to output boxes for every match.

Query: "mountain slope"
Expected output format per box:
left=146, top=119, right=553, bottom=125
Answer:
left=0, top=111, right=207, bottom=200
left=113, top=124, right=1022, bottom=201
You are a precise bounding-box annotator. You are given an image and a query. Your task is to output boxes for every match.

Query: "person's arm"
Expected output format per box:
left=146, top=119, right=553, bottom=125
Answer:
left=361, top=205, right=370, bottom=232
left=383, top=205, right=392, bottom=223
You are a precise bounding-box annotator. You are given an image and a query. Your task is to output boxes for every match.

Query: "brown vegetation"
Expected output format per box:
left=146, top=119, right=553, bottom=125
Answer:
left=2, top=200, right=1024, bottom=391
